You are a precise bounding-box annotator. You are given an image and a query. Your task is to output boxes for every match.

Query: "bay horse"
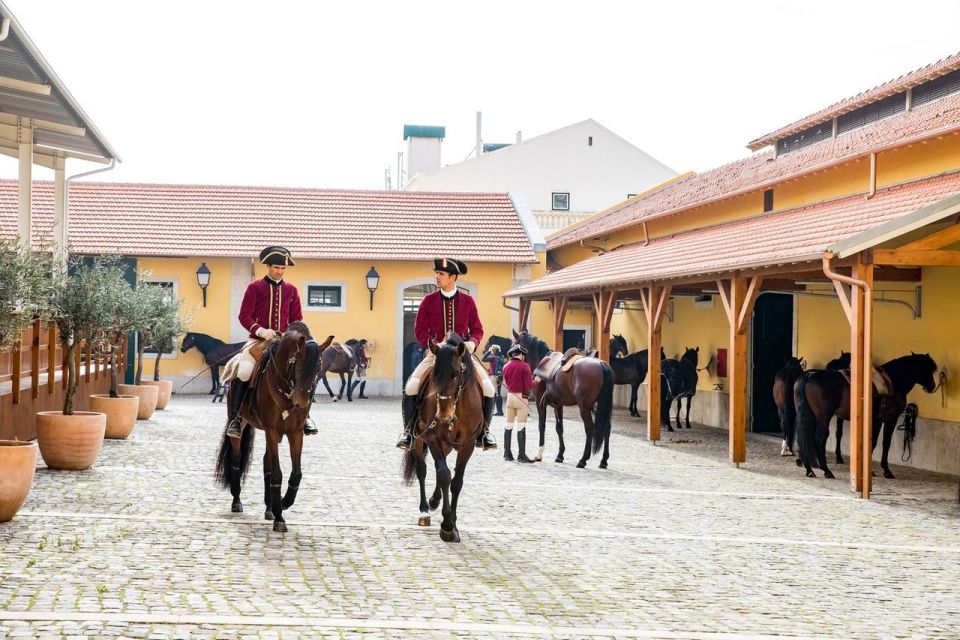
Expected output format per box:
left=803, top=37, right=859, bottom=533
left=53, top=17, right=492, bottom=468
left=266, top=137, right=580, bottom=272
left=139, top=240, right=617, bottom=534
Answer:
left=823, top=351, right=852, bottom=463
left=794, top=352, right=937, bottom=480
left=214, top=322, right=332, bottom=532
left=661, top=347, right=699, bottom=431
left=772, top=356, right=806, bottom=457
left=401, top=334, right=483, bottom=543
left=180, top=332, right=245, bottom=395
left=511, top=330, right=614, bottom=468
left=609, top=334, right=665, bottom=418
left=319, top=338, right=367, bottom=402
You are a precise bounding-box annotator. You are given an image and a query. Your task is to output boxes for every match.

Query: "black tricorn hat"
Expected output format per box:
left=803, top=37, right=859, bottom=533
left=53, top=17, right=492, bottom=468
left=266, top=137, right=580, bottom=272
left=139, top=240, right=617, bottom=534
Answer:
left=507, top=344, right=527, bottom=358
left=433, top=257, right=467, bottom=275
left=260, top=246, right=295, bottom=266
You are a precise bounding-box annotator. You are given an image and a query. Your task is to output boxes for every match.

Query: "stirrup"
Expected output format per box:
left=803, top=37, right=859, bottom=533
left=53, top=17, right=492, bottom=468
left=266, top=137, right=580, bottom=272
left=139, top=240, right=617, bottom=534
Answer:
left=396, top=430, right=413, bottom=450
left=225, top=419, right=242, bottom=439
left=303, top=418, right=318, bottom=436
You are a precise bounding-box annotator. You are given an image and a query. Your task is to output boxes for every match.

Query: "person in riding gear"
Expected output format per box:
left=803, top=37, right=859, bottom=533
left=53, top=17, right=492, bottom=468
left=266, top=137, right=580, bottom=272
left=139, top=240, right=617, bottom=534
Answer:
left=482, top=344, right=505, bottom=416
left=225, top=246, right=318, bottom=438
left=350, top=340, right=370, bottom=399
left=502, top=343, right=536, bottom=463
left=396, top=257, right=498, bottom=451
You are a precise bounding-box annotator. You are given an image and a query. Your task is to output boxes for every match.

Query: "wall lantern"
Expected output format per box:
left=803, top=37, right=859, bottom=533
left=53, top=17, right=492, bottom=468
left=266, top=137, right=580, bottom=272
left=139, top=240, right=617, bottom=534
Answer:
left=365, top=266, right=380, bottom=311
left=196, top=262, right=211, bottom=307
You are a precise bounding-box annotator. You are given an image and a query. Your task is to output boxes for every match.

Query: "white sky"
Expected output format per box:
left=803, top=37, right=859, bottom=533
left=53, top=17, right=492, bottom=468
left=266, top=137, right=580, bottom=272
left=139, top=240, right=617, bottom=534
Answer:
left=4, top=0, right=960, bottom=189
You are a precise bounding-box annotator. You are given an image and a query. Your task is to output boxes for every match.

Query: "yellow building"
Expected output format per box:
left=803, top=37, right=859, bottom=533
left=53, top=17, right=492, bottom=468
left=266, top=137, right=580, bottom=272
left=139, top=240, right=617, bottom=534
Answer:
left=508, top=51, right=960, bottom=495
left=1, top=182, right=546, bottom=396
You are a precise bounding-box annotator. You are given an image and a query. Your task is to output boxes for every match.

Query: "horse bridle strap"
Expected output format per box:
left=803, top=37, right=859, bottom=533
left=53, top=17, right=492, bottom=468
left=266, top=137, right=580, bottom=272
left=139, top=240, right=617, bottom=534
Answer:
left=268, top=336, right=317, bottom=400
left=427, top=360, right=467, bottom=432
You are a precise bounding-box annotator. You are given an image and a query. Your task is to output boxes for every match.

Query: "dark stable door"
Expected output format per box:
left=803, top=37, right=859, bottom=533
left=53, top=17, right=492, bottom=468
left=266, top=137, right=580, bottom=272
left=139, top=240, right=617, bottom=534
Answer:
left=751, top=294, right=793, bottom=433
left=563, top=329, right=586, bottom=352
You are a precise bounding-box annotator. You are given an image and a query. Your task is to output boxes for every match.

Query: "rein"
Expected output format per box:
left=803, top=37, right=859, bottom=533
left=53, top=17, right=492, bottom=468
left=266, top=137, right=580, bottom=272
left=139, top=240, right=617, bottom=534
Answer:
left=173, top=343, right=247, bottom=393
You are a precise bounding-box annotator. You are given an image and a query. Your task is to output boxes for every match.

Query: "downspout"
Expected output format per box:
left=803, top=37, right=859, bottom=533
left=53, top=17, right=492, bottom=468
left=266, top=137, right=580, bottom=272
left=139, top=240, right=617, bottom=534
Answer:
left=866, top=152, right=877, bottom=200
left=0, top=17, right=10, bottom=42
left=59, top=158, right=117, bottom=265
left=579, top=239, right=607, bottom=254
left=642, top=221, right=650, bottom=246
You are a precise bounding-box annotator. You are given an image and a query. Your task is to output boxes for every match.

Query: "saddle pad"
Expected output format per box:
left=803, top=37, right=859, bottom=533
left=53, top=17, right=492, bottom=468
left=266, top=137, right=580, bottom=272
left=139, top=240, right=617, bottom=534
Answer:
left=561, top=354, right=585, bottom=372
left=837, top=367, right=894, bottom=396
left=342, top=343, right=354, bottom=360
left=533, top=352, right=563, bottom=381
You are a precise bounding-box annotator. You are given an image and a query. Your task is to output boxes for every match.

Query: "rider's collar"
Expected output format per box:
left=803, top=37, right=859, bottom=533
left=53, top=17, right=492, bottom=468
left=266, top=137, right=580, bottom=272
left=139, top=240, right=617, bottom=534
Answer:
left=439, top=287, right=457, bottom=299
left=264, top=275, right=283, bottom=286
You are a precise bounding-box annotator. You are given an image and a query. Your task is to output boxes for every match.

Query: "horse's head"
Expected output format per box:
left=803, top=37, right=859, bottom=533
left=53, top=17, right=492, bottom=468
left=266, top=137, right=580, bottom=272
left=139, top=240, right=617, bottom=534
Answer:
left=610, top=334, right=628, bottom=358
left=180, top=333, right=195, bottom=353
left=681, top=346, right=699, bottom=367
left=429, top=333, right=469, bottom=429
left=273, top=322, right=330, bottom=409
left=784, top=355, right=805, bottom=374
left=827, top=351, right=851, bottom=370
left=909, top=352, right=939, bottom=393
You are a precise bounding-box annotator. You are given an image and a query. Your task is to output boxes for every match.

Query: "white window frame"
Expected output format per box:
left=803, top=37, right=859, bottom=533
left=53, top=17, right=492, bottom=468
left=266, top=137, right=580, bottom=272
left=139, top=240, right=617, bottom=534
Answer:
left=304, top=280, right=347, bottom=312
left=141, top=276, right=179, bottom=359
left=552, top=192, right=570, bottom=211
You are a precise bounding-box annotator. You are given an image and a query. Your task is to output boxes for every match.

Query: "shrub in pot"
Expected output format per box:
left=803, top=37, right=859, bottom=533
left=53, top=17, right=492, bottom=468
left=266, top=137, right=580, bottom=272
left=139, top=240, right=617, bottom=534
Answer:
left=140, top=292, right=188, bottom=410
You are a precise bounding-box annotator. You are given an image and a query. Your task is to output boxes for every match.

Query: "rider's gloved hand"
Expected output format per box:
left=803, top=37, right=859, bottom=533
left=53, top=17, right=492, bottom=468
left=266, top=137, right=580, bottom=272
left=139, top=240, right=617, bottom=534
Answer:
left=464, top=341, right=476, bottom=354
left=256, top=327, right=278, bottom=341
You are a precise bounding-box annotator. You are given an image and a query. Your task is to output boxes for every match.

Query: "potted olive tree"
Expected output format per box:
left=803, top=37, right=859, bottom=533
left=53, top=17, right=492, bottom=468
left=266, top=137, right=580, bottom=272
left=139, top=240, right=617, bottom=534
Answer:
left=141, top=295, right=188, bottom=410
left=88, top=265, right=141, bottom=438
left=118, top=281, right=165, bottom=419
left=0, top=237, right=51, bottom=521
left=37, top=255, right=117, bottom=470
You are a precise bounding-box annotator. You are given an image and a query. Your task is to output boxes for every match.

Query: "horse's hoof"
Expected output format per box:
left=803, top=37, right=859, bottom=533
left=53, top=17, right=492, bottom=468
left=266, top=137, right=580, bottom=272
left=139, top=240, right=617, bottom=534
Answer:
left=665, top=426, right=674, bottom=432
left=884, top=470, right=895, bottom=479
left=264, top=509, right=272, bottom=520
left=231, top=501, right=243, bottom=513
left=418, top=513, right=431, bottom=527
left=576, top=460, right=586, bottom=468
left=439, top=527, right=460, bottom=543
left=795, top=458, right=803, bottom=467
left=806, top=470, right=816, bottom=478
left=555, top=455, right=563, bottom=464
left=837, top=456, right=845, bottom=465
left=532, top=456, right=542, bottom=463
left=599, top=461, right=608, bottom=469
left=273, top=521, right=287, bottom=533
left=824, top=470, right=835, bottom=479
left=331, top=398, right=338, bottom=403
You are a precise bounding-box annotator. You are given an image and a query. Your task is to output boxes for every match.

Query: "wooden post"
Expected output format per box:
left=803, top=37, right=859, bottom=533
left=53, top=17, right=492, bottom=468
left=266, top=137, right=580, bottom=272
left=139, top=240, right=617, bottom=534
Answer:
left=640, top=284, right=671, bottom=443
left=593, top=288, right=617, bottom=362
left=47, top=324, right=56, bottom=394
left=518, top=299, right=531, bottom=332
left=553, top=295, right=569, bottom=352
left=11, top=336, right=21, bottom=405
left=858, top=255, right=875, bottom=499
left=31, top=318, right=40, bottom=399
left=845, top=269, right=865, bottom=494
left=84, top=339, right=92, bottom=382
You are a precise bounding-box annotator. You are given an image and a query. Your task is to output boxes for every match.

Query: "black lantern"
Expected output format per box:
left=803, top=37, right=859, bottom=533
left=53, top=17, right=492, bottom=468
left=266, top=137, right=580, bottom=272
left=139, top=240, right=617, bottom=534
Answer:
left=196, top=262, right=211, bottom=307
left=365, top=266, right=380, bottom=311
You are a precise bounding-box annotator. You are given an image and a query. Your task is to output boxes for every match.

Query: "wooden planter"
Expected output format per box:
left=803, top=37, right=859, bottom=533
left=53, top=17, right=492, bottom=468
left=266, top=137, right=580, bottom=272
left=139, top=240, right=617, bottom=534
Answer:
left=35, top=411, right=106, bottom=471
left=0, top=440, right=38, bottom=522
left=89, top=395, right=140, bottom=439
left=118, top=384, right=159, bottom=420
left=141, top=380, right=173, bottom=410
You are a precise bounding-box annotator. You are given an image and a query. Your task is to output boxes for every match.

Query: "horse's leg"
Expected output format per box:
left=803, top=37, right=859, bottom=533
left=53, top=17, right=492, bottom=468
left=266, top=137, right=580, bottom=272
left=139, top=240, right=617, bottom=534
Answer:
left=336, top=373, right=346, bottom=400
left=263, top=431, right=286, bottom=532
left=629, top=382, right=640, bottom=417
left=281, top=431, right=303, bottom=510
left=576, top=403, right=594, bottom=469
left=444, top=448, right=473, bottom=544
left=416, top=447, right=434, bottom=525
left=229, top=437, right=244, bottom=513
left=346, top=371, right=354, bottom=402
left=321, top=372, right=335, bottom=398
left=533, top=402, right=547, bottom=462
left=880, top=416, right=897, bottom=479
left=815, top=418, right=834, bottom=479
left=554, top=405, right=565, bottom=464
left=600, top=428, right=610, bottom=469
left=835, top=417, right=845, bottom=464
left=684, top=396, right=693, bottom=429
left=661, top=388, right=673, bottom=432
left=430, top=445, right=456, bottom=542
left=210, top=365, right=219, bottom=395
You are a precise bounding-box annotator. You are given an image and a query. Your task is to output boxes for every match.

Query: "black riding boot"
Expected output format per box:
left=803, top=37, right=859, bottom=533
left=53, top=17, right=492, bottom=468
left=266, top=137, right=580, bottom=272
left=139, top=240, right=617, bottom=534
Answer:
left=225, top=380, right=248, bottom=439
left=303, top=416, right=318, bottom=436
left=357, top=380, right=368, bottom=399
left=396, top=395, right=417, bottom=450
left=494, top=392, right=504, bottom=416
left=502, top=428, right=514, bottom=461
left=516, top=429, right=534, bottom=463
left=476, top=396, right=498, bottom=450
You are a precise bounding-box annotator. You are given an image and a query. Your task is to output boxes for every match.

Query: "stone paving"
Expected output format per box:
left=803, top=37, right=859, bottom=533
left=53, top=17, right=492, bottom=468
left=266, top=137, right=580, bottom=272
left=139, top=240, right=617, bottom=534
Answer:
left=1, top=395, right=959, bottom=639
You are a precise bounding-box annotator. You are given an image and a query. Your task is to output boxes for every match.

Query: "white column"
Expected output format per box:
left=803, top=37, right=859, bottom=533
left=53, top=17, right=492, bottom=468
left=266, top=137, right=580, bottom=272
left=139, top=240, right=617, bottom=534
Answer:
left=53, top=155, right=67, bottom=265
left=17, top=117, right=32, bottom=249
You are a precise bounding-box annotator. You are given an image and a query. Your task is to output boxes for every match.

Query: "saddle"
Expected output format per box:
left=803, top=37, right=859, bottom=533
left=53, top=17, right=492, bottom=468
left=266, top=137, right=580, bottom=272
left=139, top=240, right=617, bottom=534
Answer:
left=534, top=349, right=586, bottom=385
left=838, top=367, right=894, bottom=396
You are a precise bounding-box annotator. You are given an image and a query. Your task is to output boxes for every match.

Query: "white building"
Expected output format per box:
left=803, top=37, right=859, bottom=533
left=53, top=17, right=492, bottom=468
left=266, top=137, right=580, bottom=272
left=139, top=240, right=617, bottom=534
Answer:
left=403, top=119, right=677, bottom=234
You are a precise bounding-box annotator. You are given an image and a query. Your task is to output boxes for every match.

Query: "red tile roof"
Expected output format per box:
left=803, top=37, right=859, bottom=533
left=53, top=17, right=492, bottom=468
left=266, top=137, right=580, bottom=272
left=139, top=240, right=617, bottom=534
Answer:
left=0, top=182, right=537, bottom=263
left=748, top=50, right=960, bottom=151
left=507, top=171, right=960, bottom=298
left=548, top=92, right=960, bottom=251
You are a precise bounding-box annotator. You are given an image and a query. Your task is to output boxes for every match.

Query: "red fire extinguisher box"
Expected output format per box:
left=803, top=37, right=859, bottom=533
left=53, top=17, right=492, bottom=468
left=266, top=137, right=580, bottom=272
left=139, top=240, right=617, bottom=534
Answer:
left=716, top=348, right=728, bottom=378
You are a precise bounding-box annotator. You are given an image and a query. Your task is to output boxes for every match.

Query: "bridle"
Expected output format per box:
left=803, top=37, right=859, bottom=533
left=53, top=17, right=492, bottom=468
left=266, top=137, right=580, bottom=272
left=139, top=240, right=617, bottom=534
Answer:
left=268, top=334, right=317, bottom=400
left=426, top=358, right=467, bottom=432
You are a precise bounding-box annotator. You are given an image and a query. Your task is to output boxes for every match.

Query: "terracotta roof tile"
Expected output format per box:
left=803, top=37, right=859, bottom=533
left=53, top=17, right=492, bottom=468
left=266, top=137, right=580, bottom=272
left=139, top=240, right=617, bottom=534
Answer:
left=507, top=172, right=960, bottom=298
left=0, top=183, right=537, bottom=263
left=548, top=93, right=960, bottom=251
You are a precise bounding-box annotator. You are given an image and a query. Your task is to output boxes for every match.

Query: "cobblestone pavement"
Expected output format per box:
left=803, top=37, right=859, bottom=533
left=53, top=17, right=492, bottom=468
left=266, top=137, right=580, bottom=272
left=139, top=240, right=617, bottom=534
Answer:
left=1, top=395, right=958, bottom=639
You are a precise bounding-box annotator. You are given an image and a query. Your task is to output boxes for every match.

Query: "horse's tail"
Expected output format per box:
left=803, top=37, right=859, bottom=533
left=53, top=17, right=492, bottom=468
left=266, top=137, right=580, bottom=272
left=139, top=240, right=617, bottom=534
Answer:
left=593, top=362, right=614, bottom=455
left=401, top=446, right=418, bottom=485
left=214, top=425, right=255, bottom=489
left=793, top=375, right=817, bottom=469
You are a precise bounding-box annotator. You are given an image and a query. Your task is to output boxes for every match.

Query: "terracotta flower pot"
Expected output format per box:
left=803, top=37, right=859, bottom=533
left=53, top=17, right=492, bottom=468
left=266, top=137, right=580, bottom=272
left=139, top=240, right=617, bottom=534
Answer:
left=89, top=394, right=140, bottom=439
left=141, top=380, right=173, bottom=409
left=118, top=384, right=159, bottom=420
left=0, top=440, right=38, bottom=522
left=35, top=411, right=106, bottom=471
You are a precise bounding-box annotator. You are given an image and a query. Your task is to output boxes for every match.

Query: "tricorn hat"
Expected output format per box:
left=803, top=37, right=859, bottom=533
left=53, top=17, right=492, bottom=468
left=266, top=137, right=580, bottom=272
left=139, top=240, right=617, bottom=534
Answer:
left=433, top=257, right=467, bottom=276
left=507, top=344, right=527, bottom=358
left=260, top=246, right=295, bottom=266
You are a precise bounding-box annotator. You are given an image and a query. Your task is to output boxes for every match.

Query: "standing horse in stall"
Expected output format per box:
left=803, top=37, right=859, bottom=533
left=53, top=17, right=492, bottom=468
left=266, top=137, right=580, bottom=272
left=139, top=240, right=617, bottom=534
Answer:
left=180, top=332, right=246, bottom=395
left=214, top=322, right=332, bottom=532
left=319, top=338, right=367, bottom=402
left=794, top=352, right=938, bottom=479
left=661, top=347, right=700, bottom=431
left=511, top=330, right=614, bottom=468
left=401, top=334, right=484, bottom=543
left=609, top=334, right=666, bottom=418
left=772, top=356, right=806, bottom=457
left=823, top=351, right=852, bottom=463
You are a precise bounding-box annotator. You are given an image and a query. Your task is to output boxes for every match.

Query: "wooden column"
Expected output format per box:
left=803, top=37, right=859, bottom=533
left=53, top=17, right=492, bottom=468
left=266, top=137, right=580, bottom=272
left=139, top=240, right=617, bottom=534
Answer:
left=518, top=298, right=531, bottom=333
left=30, top=319, right=40, bottom=399
left=552, top=295, right=569, bottom=352
left=717, top=275, right=762, bottom=465
left=858, top=256, right=875, bottom=499
left=47, top=324, right=56, bottom=395
left=593, top=288, right=617, bottom=362
left=640, top=284, right=671, bottom=443
left=11, top=337, right=21, bottom=405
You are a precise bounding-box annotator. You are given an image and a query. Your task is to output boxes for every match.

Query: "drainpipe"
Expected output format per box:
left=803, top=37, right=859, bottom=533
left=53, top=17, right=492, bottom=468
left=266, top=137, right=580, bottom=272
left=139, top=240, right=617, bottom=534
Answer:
left=57, top=158, right=117, bottom=266
left=0, top=17, right=10, bottom=42
left=579, top=239, right=607, bottom=254
left=642, top=221, right=650, bottom=246
left=866, top=152, right=877, bottom=200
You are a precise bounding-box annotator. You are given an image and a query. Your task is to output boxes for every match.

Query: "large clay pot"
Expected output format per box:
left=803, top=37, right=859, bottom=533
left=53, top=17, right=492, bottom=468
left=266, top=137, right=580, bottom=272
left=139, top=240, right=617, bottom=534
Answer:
left=0, top=440, right=38, bottom=522
left=89, top=394, right=140, bottom=439
left=35, top=411, right=106, bottom=471
left=141, top=380, right=173, bottom=410
left=118, top=384, right=159, bottom=420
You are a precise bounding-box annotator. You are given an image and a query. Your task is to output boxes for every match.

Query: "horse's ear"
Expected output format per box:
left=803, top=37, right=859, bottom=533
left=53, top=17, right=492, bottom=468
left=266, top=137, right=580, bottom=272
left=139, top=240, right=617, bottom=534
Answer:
left=512, top=329, right=520, bottom=341
left=429, top=339, right=439, bottom=355
left=456, top=342, right=465, bottom=357
left=695, top=346, right=700, bottom=352
left=911, top=350, right=916, bottom=355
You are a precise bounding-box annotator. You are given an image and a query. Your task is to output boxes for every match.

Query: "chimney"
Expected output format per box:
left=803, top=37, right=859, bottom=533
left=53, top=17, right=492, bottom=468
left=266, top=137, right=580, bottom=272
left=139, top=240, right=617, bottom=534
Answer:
left=403, top=124, right=445, bottom=184
left=516, top=130, right=522, bottom=144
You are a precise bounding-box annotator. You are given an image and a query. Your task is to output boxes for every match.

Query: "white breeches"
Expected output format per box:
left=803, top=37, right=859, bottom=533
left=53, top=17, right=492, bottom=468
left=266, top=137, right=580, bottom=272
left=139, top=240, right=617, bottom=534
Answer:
left=404, top=350, right=496, bottom=397
left=235, top=338, right=260, bottom=382
left=505, top=393, right=529, bottom=424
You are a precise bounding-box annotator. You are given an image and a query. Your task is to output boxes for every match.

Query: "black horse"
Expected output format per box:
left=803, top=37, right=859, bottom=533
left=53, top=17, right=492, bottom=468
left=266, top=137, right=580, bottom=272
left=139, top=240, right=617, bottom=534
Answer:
left=772, top=356, right=806, bottom=456
left=180, top=332, right=246, bottom=395
left=824, top=351, right=852, bottom=463
left=661, top=347, right=699, bottom=431
left=609, top=334, right=652, bottom=418
left=795, top=352, right=937, bottom=479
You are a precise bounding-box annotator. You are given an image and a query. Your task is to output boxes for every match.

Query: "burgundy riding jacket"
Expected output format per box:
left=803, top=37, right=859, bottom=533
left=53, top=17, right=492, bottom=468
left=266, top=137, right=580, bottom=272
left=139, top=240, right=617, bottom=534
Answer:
left=238, top=277, right=303, bottom=338
left=503, top=359, right=536, bottom=398
left=414, top=289, right=483, bottom=349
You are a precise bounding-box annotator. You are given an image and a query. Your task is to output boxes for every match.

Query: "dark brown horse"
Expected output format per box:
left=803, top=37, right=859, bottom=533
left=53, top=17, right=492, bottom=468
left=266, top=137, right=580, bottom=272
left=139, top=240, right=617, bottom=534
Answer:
left=794, top=352, right=938, bottom=480
left=610, top=334, right=651, bottom=418
left=772, top=356, right=805, bottom=456
left=215, top=322, right=332, bottom=532
left=401, top=333, right=483, bottom=543
left=319, top=338, right=367, bottom=402
left=661, top=347, right=700, bottom=431
left=512, top=330, right=614, bottom=468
